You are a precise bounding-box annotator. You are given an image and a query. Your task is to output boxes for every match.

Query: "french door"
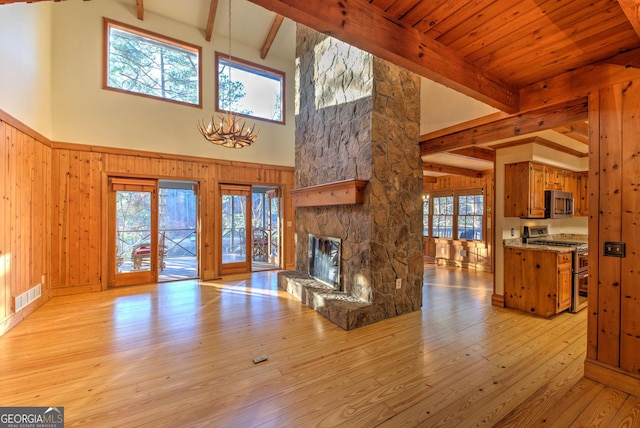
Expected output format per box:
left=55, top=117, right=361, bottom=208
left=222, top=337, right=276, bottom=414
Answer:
left=108, top=178, right=159, bottom=286
left=220, top=184, right=252, bottom=275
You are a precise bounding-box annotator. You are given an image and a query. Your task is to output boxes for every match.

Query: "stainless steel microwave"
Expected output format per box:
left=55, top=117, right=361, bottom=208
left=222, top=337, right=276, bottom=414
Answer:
left=545, top=190, right=574, bottom=218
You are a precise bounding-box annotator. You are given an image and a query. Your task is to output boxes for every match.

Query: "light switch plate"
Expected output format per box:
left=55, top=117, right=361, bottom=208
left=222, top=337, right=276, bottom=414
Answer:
left=603, top=241, right=625, bottom=258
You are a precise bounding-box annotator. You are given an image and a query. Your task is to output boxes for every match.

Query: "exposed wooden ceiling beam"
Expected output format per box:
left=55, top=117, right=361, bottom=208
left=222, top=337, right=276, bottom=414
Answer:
left=520, top=48, right=640, bottom=112
left=448, top=147, right=496, bottom=163
left=136, top=0, right=143, bottom=20
left=419, top=112, right=510, bottom=143
left=246, top=0, right=519, bottom=113
left=423, top=162, right=485, bottom=178
left=552, top=121, right=589, bottom=145
left=423, top=176, right=438, bottom=184
left=490, top=136, right=589, bottom=158
left=261, top=14, right=284, bottom=59
left=617, top=0, right=640, bottom=39
left=420, top=98, right=588, bottom=156
left=205, top=0, right=219, bottom=42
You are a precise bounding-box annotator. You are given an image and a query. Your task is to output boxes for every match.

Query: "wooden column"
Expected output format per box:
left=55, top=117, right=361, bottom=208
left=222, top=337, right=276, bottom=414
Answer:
left=585, top=77, right=640, bottom=395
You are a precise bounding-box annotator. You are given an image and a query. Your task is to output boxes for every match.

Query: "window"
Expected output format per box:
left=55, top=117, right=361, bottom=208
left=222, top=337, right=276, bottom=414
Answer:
left=432, top=195, right=454, bottom=238
left=424, top=189, right=484, bottom=241
left=104, top=18, right=201, bottom=106
left=423, top=195, right=430, bottom=236
left=457, top=194, right=484, bottom=240
left=216, top=52, right=285, bottom=124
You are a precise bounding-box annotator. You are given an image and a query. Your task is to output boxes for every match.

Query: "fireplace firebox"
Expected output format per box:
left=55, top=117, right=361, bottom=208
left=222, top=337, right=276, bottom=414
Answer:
left=308, top=235, right=341, bottom=290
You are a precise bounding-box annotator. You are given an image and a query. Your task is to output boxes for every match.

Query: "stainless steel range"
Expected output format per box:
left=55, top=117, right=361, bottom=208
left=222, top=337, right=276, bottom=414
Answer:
left=523, top=226, right=588, bottom=313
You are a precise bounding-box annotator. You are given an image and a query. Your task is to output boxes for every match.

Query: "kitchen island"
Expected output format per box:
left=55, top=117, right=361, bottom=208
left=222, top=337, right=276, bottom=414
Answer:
left=503, top=243, right=574, bottom=317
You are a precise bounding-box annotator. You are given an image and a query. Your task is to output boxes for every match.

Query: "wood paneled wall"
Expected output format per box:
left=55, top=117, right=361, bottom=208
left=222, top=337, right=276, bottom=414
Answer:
left=1, top=109, right=295, bottom=335
left=0, top=112, right=52, bottom=335
left=422, top=171, right=495, bottom=272
left=50, top=143, right=295, bottom=295
left=585, top=77, right=640, bottom=396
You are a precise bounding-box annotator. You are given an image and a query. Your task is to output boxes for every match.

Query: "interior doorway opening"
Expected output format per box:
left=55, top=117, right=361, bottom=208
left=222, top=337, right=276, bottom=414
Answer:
left=252, top=186, right=281, bottom=272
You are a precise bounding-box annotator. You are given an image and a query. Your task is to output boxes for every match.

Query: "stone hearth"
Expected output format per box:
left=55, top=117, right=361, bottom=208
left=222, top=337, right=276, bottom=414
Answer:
left=278, top=26, right=423, bottom=330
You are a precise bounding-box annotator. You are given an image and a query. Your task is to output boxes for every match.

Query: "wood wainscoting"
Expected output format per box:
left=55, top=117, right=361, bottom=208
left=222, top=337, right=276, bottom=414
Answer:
left=0, top=110, right=52, bottom=335
left=49, top=143, right=295, bottom=295
left=0, top=109, right=295, bottom=335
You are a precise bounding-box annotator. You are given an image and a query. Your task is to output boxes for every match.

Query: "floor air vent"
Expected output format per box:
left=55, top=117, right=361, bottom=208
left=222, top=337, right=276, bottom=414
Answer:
left=13, top=283, right=42, bottom=313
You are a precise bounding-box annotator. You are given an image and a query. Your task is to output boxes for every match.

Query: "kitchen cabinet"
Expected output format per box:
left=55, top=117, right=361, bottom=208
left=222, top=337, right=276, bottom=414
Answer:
left=575, top=171, right=589, bottom=216
left=564, top=170, right=578, bottom=200
left=557, top=252, right=573, bottom=311
left=545, top=166, right=566, bottom=190
left=504, top=161, right=587, bottom=218
left=504, top=247, right=573, bottom=317
left=504, top=162, right=546, bottom=218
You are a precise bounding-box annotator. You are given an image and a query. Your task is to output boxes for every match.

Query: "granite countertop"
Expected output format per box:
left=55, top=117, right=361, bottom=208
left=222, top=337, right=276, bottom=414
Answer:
left=503, top=235, right=587, bottom=253
left=503, top=242, right=575, bottom=253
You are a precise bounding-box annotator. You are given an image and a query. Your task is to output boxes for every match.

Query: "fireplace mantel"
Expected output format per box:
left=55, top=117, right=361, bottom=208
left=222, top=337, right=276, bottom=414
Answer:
left=290, top=179, right=368, bottom=207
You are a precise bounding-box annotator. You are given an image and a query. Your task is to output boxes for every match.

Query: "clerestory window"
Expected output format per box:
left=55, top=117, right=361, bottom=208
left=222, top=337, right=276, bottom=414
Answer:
left=104, top=18, right=201, bottom=107
left=216, top=52, right=285, bottom=124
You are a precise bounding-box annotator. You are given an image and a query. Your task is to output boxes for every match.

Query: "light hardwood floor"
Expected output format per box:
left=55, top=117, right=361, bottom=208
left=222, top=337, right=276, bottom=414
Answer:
left=1, top=266, right=639, bottom=427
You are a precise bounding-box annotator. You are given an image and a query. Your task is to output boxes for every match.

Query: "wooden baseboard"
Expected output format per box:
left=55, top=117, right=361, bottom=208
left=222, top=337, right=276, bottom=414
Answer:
left=584, top=358, right=640, bottom=396
left=51, top=283, right=102, bottom=297
left=433, top=258, right=493, bottom=272
left=492, top=293, right=505, bottom=307
left=201, top=270, right=217, bottom=281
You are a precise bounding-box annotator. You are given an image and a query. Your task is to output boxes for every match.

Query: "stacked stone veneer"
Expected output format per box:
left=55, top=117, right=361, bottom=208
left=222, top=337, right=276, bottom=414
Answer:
left=278, top=26, right=423, bottom=330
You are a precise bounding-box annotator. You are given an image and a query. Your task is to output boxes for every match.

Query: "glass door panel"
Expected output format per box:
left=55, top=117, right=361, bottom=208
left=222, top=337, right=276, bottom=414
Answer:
left=220, top=185, right=251, bottom=274
left=118, top=191, right=152, bottom=272
left=108, top=178, right=158, bottom=286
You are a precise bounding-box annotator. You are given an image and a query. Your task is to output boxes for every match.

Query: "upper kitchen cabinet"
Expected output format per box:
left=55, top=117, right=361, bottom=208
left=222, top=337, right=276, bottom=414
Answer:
left=544, top=166, right=566, bottom=191
left=504, top=162, right=546, bottom=218
left=575, top=171, right=589, bottom=216
left=504, top=161, right=588, bottom=218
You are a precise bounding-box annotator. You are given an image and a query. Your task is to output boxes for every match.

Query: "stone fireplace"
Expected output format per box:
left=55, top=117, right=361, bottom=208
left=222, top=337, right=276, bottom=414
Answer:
left=278, top=25, right=423, bottom=330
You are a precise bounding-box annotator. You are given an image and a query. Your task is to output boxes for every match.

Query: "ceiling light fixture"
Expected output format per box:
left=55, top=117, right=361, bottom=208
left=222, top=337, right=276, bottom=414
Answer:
left=198, top=0, right=258, bottom=149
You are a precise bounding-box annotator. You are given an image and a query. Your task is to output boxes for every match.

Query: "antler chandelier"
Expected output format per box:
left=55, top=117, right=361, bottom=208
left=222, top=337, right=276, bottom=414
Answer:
left=197, top=113, right=258, bottom=149
left=198, top=0, right=258, bottom=149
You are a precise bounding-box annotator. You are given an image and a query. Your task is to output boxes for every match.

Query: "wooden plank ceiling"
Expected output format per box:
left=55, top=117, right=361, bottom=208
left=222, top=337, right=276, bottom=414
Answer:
left=245, top=0, right=640, bottom=175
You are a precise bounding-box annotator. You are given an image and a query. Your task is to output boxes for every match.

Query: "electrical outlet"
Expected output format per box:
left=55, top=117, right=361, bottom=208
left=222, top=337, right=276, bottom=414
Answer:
left=395, top=278, right=402, bottom=289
